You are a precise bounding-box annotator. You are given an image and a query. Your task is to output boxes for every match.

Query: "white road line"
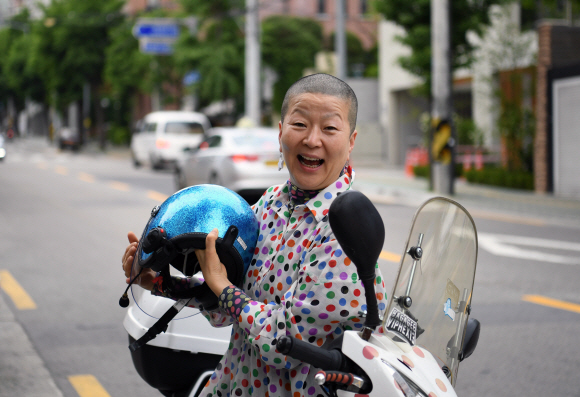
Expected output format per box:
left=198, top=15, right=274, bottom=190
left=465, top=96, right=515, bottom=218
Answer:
left=478, top=232, right=580, bottom=265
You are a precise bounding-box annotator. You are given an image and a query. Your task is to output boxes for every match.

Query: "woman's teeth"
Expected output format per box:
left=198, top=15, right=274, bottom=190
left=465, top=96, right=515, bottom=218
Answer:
left=299, top=155, right=323, bottom=168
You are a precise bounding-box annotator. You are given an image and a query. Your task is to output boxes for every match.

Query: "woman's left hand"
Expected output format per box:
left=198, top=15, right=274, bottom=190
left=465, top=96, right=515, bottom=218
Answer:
left=195, top=228, right=232, bottom=296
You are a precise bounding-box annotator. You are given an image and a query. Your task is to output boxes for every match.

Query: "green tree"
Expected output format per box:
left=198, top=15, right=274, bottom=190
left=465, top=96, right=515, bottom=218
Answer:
left=328, top=31, right=377, bottom=77
left=103, top=19, right=154, bottom=144
left=0, top=9, right=41, bottom=113
left=261, top=16, right=322, bottom=113
left=374, top=0, right=504, bottom=96
left=27, top=0, right=124, bottom=111
left=175, top=0, right=245, bottom=112
left=173, top=18, right=245, bottom=110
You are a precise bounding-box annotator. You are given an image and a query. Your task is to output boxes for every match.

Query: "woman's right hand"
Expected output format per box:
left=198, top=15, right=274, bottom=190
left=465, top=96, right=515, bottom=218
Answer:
left=122, top=231, right=156, bottom=291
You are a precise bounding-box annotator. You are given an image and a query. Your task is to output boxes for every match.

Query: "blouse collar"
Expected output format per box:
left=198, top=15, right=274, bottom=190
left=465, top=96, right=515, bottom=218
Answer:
left=268, top=165, right=355, bottom=223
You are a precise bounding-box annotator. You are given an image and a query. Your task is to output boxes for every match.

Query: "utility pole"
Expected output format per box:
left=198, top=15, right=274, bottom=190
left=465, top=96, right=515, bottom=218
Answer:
left=431, top=0, right=455, bottom=195
left=245, top=0, right=261, bottom=126
left=335, top=0, right=347, bottom=80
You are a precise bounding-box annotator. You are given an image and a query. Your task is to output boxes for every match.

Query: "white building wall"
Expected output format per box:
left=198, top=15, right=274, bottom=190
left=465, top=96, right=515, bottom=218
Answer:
left=378, top=19, right=423, bottom=165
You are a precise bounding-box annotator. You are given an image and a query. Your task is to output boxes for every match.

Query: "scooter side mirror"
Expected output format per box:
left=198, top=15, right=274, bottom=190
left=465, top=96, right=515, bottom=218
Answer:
left=328, top=190, right=385, bottom=280
left=329, top=190, right=385, bottom=329
left=460, top=318, right=481, bottom=361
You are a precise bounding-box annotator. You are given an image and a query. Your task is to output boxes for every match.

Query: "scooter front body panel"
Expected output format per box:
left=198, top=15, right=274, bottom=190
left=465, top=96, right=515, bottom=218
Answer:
left=340, top=331, right=456, bottom=397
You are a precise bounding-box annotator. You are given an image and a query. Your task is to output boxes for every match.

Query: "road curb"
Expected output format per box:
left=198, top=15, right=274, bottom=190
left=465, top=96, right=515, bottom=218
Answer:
left=0, top=292, right=63, bottom=397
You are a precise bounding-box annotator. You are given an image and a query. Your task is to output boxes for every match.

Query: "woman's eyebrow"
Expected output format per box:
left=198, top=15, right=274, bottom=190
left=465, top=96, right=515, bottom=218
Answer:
left=290, top=108, right=344, bottom=121
left=321, top=112, right=344, bottom=120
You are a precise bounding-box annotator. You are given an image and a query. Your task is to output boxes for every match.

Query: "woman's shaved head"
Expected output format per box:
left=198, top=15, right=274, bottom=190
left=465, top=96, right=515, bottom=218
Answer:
left=281, top=74, right=358, bottom=134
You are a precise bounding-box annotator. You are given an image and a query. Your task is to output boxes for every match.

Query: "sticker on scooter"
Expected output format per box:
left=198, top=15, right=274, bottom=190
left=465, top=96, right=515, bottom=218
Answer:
left=385, top=307, right=418, bottom=345
left=443, top=298, right=456, bottom=321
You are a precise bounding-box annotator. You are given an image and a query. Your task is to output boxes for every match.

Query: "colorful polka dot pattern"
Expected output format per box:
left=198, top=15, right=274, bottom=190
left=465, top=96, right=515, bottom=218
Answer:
left=160, top=167, right=389, bottom=396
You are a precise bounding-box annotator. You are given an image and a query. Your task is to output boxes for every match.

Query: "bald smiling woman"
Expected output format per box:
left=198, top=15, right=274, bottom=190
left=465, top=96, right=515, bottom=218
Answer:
left=122, top=73, right=388, bottom=397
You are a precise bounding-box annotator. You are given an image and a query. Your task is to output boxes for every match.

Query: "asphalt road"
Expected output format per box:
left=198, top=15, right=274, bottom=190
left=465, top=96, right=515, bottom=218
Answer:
left=1, top=138, right=579, bottom=396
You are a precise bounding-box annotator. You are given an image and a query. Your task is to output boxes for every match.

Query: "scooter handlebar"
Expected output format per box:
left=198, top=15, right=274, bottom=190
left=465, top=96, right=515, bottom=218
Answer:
left=276, top=335, right=346, bottom=372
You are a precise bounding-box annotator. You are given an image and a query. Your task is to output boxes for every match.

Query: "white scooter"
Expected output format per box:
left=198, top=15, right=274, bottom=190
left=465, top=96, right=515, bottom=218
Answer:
left=124, top=191, right=480, bottom=397
left=123, top=266, right=230, bottom=396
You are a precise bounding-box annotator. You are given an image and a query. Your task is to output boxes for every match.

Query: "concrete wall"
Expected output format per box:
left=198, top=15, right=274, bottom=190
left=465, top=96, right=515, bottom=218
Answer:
left=345, top=78, right=384, bottom=164
left=378, top=19, right=423, bottom=165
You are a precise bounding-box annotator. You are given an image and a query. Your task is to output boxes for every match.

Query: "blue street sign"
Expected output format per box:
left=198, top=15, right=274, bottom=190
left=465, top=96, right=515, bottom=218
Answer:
left=183, top=70, right=201, bottom=86
left=140, top=40, right=174, bottom=55
left=133, top=21, right=179, bottom=39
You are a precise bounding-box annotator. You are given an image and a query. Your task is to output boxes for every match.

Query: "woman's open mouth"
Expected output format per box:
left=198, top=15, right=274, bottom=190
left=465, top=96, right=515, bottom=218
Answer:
left=298, top=154, right=324, bottom=169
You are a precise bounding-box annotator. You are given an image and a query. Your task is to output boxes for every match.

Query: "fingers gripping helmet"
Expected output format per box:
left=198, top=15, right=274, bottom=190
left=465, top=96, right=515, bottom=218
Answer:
left=134, top=185, right=258, bottom=308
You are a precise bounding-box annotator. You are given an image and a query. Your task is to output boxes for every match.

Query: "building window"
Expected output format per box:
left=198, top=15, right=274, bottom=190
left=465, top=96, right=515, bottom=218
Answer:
left=318, top=0, right=326, bottom=15
left=360, top=0, right=368, bottom=15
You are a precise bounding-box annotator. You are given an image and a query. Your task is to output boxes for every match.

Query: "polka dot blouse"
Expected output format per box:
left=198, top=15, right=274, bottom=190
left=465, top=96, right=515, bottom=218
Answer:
left=153, top=168, right=388, bottom=396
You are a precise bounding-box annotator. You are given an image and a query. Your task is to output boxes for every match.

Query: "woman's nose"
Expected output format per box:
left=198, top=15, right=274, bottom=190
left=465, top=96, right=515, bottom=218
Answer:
left=302, top=127, right=322, bottom=147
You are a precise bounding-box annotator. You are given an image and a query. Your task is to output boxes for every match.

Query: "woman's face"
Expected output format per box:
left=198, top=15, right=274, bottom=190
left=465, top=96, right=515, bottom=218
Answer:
left=279, top=93, right=357, bottom=191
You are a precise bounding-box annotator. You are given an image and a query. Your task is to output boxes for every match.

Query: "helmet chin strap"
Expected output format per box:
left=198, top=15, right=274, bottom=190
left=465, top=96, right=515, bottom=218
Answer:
left=122, top=225, right=243, bottom=351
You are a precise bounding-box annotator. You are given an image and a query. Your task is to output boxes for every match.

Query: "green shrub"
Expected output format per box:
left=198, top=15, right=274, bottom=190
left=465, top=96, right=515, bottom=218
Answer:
left=413, top=165, right=430, bottom=178
left=107, top=125, right=130, bottom=146
left=412, top=163, right=464, bottom=179
left=464, top=167, right=534, bottom=190
left=413, top=164, right=534, bottom=190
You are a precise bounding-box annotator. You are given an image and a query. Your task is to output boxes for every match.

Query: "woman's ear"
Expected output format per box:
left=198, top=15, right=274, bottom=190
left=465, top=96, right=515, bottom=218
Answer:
left=278, top=121, right=283, bottom=152
left=348, top=130, right=358, bottom=158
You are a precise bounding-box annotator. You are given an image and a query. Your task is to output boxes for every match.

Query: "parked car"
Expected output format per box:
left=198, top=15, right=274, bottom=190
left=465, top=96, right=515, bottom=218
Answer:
left=174, top=127, right=289, bottom=202
left=57, top=127, right=80, bottom=151
left=131, top=111, right=211, bottom=169
left=0, top=134, right=5, bottom=161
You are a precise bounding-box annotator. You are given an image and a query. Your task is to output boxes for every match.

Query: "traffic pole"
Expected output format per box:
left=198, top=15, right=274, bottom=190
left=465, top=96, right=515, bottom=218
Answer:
left=335, top=0, right=347, bottom=81
left=431, top=0, right=455, bottom=195
left=245, top=0, right=261, bottom=126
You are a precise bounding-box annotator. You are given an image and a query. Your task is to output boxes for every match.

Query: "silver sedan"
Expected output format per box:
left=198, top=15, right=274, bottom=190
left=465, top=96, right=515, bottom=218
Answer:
left=175, top=127, right=290, bottom=202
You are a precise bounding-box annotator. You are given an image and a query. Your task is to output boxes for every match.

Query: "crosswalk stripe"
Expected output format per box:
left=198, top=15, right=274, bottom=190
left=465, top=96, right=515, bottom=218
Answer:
left=0, top=270, right=37, bottom=310
left=69, top=375, right=111, bottom=397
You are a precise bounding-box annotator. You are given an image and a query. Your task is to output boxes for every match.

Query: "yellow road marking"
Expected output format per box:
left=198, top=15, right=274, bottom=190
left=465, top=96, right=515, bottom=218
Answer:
left=0, top=270, right=37, bottom=310
left=522, top=294, right=580, bottom=314
left=55, top=166, right=68, bottom=175
left=147, top=190, right=169, bottom=202
left=109, top=181, right=130, bottom=191
left=78, top=172, right=95, bottom=183
left=69, top=375, right=111, bottom=397
left=379, top=250, right=401, bottom=263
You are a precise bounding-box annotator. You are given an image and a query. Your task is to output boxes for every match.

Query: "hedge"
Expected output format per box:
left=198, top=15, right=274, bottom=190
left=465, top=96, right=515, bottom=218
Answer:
left=413, top=165, right=534, bottom=190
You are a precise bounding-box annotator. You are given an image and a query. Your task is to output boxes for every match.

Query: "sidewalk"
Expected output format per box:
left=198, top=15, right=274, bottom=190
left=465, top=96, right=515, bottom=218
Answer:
left=0, top=293, right=63, bottom=397
left=353, top=165, right=580, bottom=229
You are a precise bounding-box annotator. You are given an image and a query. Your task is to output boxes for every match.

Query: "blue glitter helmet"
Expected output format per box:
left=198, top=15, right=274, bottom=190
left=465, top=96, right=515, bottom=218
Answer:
left=134, top=185, right=259, bottom=292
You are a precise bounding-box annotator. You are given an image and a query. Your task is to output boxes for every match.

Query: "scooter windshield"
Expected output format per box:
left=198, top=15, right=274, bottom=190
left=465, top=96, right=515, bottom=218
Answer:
left=383, top=197, right=477, bottom=386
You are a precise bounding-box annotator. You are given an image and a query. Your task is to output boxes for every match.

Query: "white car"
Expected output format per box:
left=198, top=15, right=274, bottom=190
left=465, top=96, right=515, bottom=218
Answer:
left=131, top=111, right=211, bottom=169
left=175, top=127, right=289, bottom=202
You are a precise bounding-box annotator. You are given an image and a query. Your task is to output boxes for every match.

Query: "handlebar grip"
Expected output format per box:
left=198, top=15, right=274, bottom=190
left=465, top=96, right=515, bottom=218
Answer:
left=276, top=335, right=346, bottom=371
left=317, top=370, right=355, bottom=386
